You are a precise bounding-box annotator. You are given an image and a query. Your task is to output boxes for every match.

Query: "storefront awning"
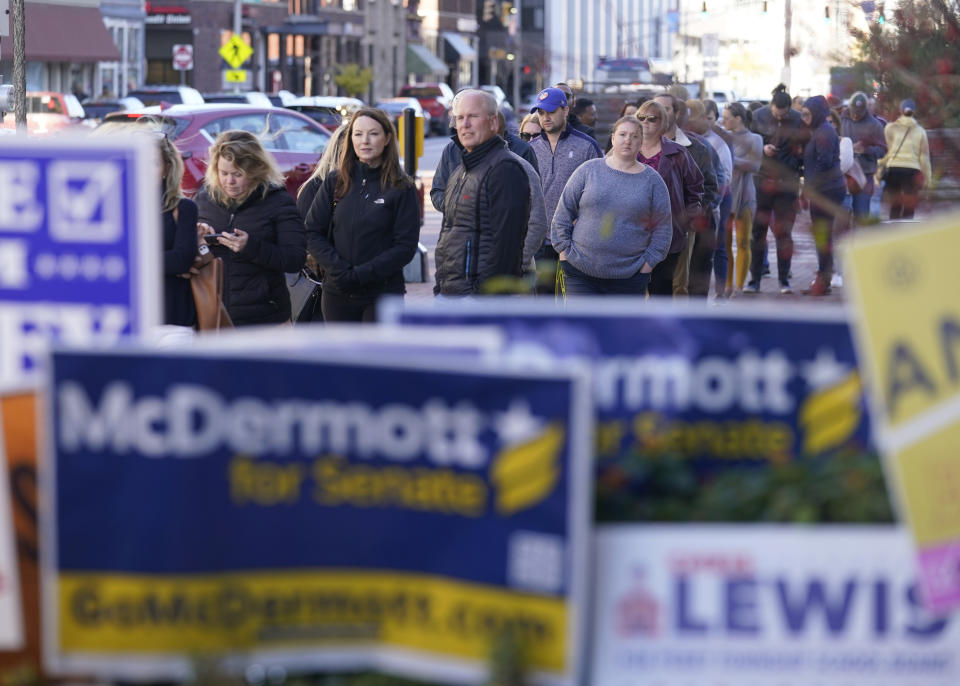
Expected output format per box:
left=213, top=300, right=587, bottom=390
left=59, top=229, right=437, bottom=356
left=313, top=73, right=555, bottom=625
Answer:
left=442, top=32, right=476, bottom=62
left=406, top=44, right=448, bottom=76
left=0, top=3, right=121, bottom=62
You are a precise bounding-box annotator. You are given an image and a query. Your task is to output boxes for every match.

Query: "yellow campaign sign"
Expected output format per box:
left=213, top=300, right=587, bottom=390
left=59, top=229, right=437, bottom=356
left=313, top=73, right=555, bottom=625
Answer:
left=892, top=419, right=960, bottom=546
left=843, top=214, right=960, bottom=431
left=224, top=69, right=248, bottom=83
left=219, top=34, right=253, bottom=69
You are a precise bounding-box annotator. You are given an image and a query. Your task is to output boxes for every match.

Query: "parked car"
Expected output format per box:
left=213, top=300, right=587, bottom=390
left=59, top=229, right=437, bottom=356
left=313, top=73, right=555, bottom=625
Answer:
left=285, top=96, right=364, bottom=130
left=202, top=91, right=274, bottom=108
left=101, top=104, right=330, bottom=198
left=0, top=91, right=85, bottom=136
left=267, top=90, right=297, bottom=108
left=398, top=82, right=454, bottom=134
left=80, top=96, right=144, bottom=126
left=375, top=97, right=432, bottom=137
left=126, top=85, right=204, bottom=107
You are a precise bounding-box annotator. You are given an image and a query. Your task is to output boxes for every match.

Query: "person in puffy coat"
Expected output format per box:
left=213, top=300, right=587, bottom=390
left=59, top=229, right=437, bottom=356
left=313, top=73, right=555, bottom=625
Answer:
left=304, top=107, right=420, bottom=321
left=195, top=130, right=306, bottom=326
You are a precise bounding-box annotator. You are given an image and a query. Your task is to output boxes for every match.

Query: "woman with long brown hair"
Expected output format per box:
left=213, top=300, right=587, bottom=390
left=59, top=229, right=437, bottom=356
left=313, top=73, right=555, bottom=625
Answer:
left=195, top=130, right=305, bottom=326
left=304, top=107, right=420, bottom=322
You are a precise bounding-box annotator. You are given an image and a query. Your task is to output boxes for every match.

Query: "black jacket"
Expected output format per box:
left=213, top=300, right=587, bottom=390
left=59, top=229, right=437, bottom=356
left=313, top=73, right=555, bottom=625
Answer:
left=305, top=162, right=420, bottom=297
left=750, top=105, right=807, bottom=191
left=195, top=184, right=305, bottom=326
left=435, top=135, right=529, bottom=295
left=162, top=196, right=199, bottom=327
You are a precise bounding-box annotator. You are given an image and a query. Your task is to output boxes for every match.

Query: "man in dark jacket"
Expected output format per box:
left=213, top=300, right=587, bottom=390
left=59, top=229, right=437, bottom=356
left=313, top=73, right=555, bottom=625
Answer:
left=434, top=90, right=530, bottom=295
left=750, top=84, right=807, bottom=292
left=429, top=113, right=537, bottom=213
left=841, top=91, right=887, bottom=222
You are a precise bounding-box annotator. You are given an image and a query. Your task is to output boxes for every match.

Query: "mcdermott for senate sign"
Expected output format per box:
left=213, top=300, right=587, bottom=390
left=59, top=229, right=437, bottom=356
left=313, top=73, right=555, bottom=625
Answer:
left=41, top=347, right=592, bottom=685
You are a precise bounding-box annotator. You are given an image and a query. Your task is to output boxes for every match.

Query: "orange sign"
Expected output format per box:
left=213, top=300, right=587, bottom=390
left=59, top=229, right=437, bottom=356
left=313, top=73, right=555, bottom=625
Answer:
left=0, top=393, right=41, bottom=675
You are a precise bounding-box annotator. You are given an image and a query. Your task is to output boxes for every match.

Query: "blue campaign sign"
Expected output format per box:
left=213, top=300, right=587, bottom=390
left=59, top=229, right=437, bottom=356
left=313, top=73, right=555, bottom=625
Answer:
left=41, top=346, right=592, bottom=684
left=382, top=298, right=873, bottom=483
left=0, top=134, right=161, bottom=391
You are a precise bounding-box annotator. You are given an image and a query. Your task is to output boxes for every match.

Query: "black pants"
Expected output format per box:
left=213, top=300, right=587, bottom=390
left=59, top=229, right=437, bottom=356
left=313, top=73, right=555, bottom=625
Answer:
left=648, top=251, right=681, bottom=297
left=321, top=290, right=381, bottom=322
left=535, top=243, right=560, bottom=295
left=884, top=167, right=923, bottom=220
left=751, top=185, right=798, bottom=284
left=688, top=226, right=716, bottom=298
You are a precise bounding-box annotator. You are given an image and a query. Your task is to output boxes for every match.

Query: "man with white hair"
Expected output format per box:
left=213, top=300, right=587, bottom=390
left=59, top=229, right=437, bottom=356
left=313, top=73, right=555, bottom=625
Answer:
left=434, top=89, right=530, bottom=295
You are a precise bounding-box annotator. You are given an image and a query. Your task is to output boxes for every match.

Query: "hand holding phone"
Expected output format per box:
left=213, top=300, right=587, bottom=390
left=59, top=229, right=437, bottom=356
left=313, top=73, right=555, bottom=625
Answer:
left=203, top=232, right=232, bottom=245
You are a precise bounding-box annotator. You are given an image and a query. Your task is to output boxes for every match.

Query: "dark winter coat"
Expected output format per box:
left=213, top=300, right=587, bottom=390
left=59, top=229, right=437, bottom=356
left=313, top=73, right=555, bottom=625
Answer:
left=802, top=95, right=845, bottom=197
left=305, top=162, right=420, bottom=298
left=649, top=137, right=705, bottom=253
left=840, top=111, right=887, bottom=176
left=435, top=135, right=530, bottom=295
left=162, top=196, right=199, bottom=327
left=195, top=184, right=305, bottom=326
left=750, top=104, right=807, bottom=192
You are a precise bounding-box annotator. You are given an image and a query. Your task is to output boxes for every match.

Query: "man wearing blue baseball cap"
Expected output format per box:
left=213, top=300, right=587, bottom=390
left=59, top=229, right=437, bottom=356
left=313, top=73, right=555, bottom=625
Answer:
left=529, top=87, right=603, bottom=278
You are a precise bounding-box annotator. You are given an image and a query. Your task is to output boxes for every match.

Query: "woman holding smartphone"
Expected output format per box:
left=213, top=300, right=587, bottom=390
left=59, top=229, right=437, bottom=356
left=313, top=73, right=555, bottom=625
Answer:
left=195, top=130, right=305, bottom=326
left=304, top=107, right=419, bottom=322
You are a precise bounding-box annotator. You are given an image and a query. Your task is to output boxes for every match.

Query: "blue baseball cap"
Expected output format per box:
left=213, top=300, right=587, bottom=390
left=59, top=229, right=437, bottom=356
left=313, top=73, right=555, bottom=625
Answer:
left=900, top=98, right=916, bottom=114
left=532, top=87, right=568, bottom=113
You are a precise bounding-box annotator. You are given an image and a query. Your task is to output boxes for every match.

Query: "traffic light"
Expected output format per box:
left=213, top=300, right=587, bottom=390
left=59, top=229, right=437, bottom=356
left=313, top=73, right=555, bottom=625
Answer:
left=482, top=0, right=496, bottom=23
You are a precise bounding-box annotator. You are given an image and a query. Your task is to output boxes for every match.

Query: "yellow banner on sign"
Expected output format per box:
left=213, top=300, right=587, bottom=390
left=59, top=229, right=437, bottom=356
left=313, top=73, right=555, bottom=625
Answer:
left=843, top=215, right=960, bottom=430
left=219, top=34, right=253, bottom=69
left=224, top=70, right=248, bottom=83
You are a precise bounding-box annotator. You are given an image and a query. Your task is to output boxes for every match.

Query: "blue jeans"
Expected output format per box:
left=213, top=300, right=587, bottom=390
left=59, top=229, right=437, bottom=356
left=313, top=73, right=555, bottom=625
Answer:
left=850, top=176, right=874, bottom=219
left=560, top=262, right=650, bottom=296
left=713, top=191, right=733, bottom=292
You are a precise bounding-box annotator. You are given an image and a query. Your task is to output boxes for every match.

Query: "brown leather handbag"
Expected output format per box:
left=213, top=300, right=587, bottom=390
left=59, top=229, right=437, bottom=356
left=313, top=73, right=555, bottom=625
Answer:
left=191, top=250, right=233, bottom=331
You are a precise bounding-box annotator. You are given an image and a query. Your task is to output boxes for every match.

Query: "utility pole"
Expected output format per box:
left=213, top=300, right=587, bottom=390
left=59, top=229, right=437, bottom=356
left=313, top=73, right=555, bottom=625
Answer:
left=232, top=0, right=242, bottom=93
left=511, top=0, right=521, bottom=112
left=12, top=0, right=23, bottom=129
left=783, top=0, right=792, bottom=90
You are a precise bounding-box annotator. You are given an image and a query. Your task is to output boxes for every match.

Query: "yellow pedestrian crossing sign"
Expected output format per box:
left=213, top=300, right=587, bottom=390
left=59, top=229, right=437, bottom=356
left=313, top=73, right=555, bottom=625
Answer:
left=225, top=70, right=248, bottom=83
left=219, top=35, right=253, bottom=69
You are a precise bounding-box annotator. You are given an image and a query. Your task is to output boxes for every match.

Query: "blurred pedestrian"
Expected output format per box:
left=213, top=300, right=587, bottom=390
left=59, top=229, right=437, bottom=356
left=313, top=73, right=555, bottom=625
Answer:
left=555, top=82, right=597, bottom=143
left=653, top=93, right=717, bottom=297
left=158, top=132, right=198, bottom=344
left=297, top=123, right=350, bottom=218
left=195, top=130, right=306, bottom=325
left=574, top=98, right=597, bottom=129
left=435, top=90, right=529, bottom=295
left=800, top=95, right=845, bottom=296
left=304, top=108, right=420, bottom=321
left=552, top=116, right=672, bottom=296
left=876, top=98, right=931, bottom=220
left=704, top=98, right=735, bottom=296
left=519, top=113, right=542, bottom=142
left=530, top=87, right=603, bottom=273
left=841, top=91, right=886, bottom=223
left=750, top=84, right=806, bottom=294
left=636, top=99, right=704, bottom=297
left=721, top=103, right=762, bottom=295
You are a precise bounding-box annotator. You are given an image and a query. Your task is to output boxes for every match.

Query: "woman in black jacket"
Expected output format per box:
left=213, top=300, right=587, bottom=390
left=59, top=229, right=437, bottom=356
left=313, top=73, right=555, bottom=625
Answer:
left=195, top=130, right=306, bottom=326
left=159, top=132, right=199, bottom=343
left=305, top=107, right=420, bottom=322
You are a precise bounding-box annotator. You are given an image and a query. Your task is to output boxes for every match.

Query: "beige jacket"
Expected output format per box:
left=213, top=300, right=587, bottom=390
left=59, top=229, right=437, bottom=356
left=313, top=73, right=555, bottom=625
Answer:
left=877, top=115, right=932, bottom=187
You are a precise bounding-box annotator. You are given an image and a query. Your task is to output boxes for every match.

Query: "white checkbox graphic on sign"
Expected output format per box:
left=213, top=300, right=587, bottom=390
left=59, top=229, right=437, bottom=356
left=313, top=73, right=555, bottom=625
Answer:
left=48, top=161, right=122, bottom=243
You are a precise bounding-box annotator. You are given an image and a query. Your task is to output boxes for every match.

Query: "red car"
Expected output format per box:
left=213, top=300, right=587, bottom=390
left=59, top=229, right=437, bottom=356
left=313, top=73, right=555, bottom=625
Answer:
left=398, top=82, right=454, bottom=135
left=101, top=104, right=331, bottom=198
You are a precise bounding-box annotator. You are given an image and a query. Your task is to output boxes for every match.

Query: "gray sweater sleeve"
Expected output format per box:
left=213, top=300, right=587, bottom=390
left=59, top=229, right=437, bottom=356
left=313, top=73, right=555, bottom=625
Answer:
left=515, top=155, right=549, bottom=265
left=550, top=163, right=588, bottom=256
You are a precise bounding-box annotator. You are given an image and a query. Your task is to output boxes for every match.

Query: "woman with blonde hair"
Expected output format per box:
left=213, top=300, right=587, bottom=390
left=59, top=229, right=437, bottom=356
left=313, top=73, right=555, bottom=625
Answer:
left=195, top=130, right=305, bottom=326
left=297, top=123, right=350, bottom=218
left=158, top=133, right=199, bottom=339
left=304, top=107, right=419, bottom=322
left=518, top=112, right=542, bottom=142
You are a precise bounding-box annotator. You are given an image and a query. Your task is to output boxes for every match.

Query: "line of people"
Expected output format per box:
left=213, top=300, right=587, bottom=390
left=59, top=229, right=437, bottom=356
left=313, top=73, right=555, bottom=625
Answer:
left=427, top=82, right=931, bottom=300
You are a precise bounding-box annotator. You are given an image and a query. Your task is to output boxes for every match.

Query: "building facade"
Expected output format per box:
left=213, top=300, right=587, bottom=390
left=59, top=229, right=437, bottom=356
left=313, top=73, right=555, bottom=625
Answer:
left=0, top=0, right=121, bottom=96
left=415, top=0, right=478, bottom=89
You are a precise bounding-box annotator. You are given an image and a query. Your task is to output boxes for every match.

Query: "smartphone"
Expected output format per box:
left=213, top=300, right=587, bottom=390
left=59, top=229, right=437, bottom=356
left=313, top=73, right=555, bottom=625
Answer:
left=203, top=233, right=232, bottom=244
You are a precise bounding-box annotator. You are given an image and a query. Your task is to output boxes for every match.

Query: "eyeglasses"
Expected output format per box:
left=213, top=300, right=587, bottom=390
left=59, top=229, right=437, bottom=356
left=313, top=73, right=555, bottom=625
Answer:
left=519, top=132, right=537, bottom=141
left=637, top=115, right=659, bottom=123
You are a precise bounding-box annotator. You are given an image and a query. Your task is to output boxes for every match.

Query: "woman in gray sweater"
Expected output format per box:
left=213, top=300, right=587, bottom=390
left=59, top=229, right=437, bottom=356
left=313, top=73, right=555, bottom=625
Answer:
left=552, top=116, right=673, bottom=296
left=721, top=102, right=763, bottom=295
